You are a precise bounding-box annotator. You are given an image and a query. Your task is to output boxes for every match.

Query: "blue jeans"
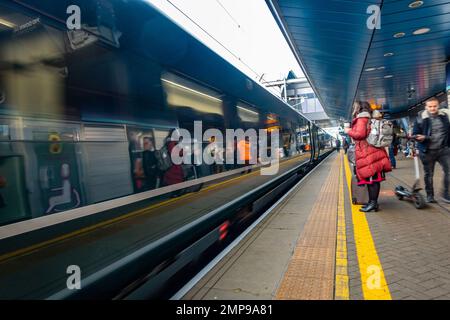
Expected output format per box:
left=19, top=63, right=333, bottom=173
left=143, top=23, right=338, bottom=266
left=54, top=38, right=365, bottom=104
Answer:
left=389, top=145, right=396, bottom=168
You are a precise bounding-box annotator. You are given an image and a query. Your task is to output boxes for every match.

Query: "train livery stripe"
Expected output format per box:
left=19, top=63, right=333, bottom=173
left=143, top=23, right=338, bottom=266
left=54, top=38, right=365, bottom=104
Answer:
left=343, top=155, right=391, bottom=300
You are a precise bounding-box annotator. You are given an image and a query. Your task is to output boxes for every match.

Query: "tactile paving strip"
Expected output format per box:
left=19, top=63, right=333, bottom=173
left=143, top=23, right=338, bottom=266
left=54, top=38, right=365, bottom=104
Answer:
left=276, top=156, right=340, bottom=300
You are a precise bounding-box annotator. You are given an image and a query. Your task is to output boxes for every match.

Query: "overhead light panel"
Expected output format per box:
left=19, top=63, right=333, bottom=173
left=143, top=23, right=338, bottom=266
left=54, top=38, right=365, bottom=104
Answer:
left=413, top=28, right=430, bottom=35
left=393, top=32, right=406, bottom=38
left=409, top=1, right=424, bottom=9
left=384, top=52, right=394, bottom=57
left=384, top=75, right=394, bottom=79
left=0, top=18, right=16, bottom=28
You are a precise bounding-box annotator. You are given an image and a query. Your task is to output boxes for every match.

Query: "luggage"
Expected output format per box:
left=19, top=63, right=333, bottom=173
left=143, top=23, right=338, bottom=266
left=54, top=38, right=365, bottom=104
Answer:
left=347, top=144, right=356, bottom=165
left=350, top=165, right=369, bottom=205
left=367, top=119, right=394, bottom=148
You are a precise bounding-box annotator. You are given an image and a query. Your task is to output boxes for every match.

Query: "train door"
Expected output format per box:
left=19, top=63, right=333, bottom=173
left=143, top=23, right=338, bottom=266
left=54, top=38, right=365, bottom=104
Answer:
left=80, top=124, right=133, bottom=204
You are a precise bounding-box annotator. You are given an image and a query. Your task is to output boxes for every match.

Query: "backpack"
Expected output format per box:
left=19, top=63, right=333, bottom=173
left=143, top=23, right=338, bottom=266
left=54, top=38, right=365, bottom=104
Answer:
left=367, top=119, right=394, bottom=148
left=154, top=145, right=172, bottom=172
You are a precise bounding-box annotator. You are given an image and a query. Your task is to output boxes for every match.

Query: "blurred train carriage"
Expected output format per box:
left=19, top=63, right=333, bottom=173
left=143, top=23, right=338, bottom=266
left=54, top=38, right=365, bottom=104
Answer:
left=0, top=0, right=335, bottom=226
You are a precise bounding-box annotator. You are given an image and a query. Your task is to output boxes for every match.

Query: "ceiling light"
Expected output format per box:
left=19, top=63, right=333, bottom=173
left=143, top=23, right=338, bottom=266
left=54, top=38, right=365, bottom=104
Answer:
left=365, top=67, right=377, bottom=72
left=0, top=18, right=16, bottom=29
left=409, top=1, right=424, bottom=9
left=377, top=66, right=385, bottom=70
left=393, top=32, right=406, bottom=38
left=413, top=28, right=430, bottom=35
left=384, top=75, right=394, bottom=79
left=384, top=52, right=394, bottom=57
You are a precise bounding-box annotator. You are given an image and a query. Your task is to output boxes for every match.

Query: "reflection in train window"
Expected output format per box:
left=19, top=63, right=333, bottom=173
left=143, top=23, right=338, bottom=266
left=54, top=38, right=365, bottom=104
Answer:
left=237, top=102, right=259, bottom=124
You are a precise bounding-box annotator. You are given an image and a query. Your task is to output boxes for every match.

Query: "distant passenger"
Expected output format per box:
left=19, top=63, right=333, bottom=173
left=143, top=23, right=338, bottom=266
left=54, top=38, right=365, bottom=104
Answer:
left=335, top=139, right=341, bottom=152
left=142, top=137, right=159, bottom=190
left=209, top=136, right=224, bottom=174
left=342, top=138, right=349, bottom=154
left=389, top=124, right=406, bottom=170
left=413, top=97, right=450, bottom=204
left=163, top=130, right=185, bottom=191
left=344, top=101, right=392, bottom=212
left=237, top=136, right=252, bottom=174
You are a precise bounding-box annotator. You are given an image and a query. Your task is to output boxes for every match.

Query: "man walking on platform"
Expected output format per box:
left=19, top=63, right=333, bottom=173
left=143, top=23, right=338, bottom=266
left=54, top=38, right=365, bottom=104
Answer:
left=413, top=97, right=450, bottom=204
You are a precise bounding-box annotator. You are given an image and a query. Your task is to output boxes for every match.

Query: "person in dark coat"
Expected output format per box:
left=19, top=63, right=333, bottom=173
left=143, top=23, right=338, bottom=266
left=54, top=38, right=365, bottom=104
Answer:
left=413, top=97, right=450, bottom=203
left=142, top=137, right=159, bottom=190
left=344, top=101, right=392, bottom=212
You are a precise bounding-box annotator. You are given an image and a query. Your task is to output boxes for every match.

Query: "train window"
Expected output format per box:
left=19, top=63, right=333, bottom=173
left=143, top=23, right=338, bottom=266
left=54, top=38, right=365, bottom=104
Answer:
left=0, top=124, right=9, bottom=140
left=161, top=72, right=223, bottom=116
left=237, top=102, right=259, bottom=123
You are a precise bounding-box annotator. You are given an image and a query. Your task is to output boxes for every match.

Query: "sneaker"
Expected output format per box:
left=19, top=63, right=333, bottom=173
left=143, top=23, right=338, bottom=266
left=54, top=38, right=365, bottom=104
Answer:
left=441, top=195, right=450, bottom=204
left=426, top=195, right=437, bottom=203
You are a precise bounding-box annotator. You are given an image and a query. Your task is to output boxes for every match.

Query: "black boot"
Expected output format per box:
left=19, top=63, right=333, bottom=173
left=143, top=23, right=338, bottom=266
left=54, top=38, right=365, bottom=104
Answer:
left=360, top=201, right=378, bottom=212
left=426, top=195, right=437, bottom=203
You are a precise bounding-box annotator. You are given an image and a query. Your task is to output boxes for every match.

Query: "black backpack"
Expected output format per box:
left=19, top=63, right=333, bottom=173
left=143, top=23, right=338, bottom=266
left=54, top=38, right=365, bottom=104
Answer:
left=154, top=145, right=172, bottom=172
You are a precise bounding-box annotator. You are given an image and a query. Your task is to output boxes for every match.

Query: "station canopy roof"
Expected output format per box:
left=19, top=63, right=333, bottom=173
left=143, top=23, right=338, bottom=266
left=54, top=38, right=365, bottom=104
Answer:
left=267, top=0, right=450, bottom=119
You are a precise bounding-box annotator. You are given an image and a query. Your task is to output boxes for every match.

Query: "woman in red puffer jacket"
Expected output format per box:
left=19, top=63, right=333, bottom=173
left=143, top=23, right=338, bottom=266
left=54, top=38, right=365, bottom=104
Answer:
left=344, top=101, right=392, bottom=212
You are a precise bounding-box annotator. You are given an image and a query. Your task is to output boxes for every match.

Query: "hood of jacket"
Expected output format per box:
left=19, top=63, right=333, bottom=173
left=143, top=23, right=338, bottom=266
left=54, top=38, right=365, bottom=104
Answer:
left=420, top=108, right=450, bottom=120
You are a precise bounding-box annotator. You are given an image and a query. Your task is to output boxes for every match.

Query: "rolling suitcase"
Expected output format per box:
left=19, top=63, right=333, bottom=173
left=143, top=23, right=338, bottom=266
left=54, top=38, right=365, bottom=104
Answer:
left=350, top=165, right=369, bottom=205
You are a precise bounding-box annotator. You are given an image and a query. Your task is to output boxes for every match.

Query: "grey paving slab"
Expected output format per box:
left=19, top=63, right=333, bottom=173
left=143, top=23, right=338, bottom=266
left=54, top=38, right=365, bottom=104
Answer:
left=361, top=156, right=450, bottom=300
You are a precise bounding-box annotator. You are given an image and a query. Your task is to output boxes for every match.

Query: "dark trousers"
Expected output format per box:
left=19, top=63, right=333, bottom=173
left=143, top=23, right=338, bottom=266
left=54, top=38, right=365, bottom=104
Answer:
left=389, top=145, right=396, bottom=168
left=420, top=147, right=449, bottom=197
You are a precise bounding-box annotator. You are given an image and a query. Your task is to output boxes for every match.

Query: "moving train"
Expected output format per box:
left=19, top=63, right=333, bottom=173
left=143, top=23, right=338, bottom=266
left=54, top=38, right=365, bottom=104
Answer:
left=0, top=0, right=335, bottom=227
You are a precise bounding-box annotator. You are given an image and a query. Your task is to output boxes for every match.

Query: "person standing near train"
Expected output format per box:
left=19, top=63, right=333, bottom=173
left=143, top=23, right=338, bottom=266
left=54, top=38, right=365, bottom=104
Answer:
left=413, top=97, right=450, bottom=204
left=344, top=101, right=392, bottom=212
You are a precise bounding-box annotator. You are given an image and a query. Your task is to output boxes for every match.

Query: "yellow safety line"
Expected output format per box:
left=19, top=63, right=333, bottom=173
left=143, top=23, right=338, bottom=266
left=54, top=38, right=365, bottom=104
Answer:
left=0, top=154, right=307, bottom=263
left=343, top=155, right=391, bottom=300
left=335, top=151, right=349, bottom=300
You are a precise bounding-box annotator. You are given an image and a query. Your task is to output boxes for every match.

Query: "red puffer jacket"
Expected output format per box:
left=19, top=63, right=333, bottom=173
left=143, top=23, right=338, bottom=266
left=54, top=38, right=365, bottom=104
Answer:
left=348, top=112, right=392, bottom=180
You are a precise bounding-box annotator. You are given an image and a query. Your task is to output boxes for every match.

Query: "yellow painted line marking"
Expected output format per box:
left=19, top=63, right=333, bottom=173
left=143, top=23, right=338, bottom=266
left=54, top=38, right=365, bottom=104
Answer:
left=343, top=155, right=391, bottom=300
left=334, top=152, right=349, bottom=300
left=0, top=154, right=308, bottom=263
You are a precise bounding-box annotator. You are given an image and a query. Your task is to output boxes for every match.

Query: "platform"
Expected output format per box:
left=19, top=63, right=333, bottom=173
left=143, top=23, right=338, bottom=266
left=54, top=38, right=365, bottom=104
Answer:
left=183, top=152, right=450, bottom=300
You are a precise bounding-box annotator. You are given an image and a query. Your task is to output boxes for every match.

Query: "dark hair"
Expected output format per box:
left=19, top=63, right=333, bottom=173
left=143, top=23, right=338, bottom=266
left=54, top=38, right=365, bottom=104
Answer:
left=425, top=97, right=439, bottom=105
left=352, top=101, right=372, bottom=118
